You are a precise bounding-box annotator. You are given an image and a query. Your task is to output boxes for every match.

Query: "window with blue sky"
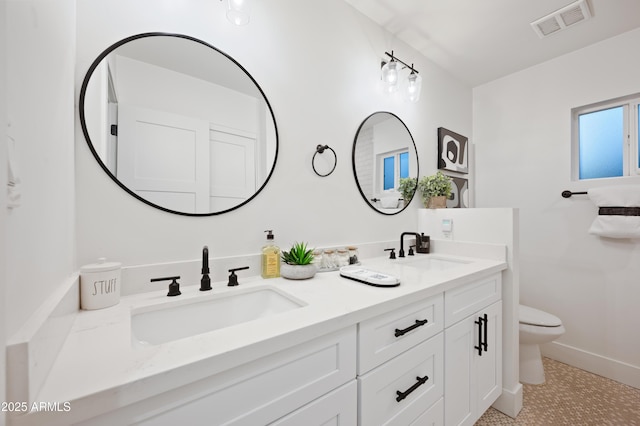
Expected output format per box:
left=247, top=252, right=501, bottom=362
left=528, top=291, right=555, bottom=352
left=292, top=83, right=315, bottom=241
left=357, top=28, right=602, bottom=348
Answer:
left=573, top=95, right=640, bottom=180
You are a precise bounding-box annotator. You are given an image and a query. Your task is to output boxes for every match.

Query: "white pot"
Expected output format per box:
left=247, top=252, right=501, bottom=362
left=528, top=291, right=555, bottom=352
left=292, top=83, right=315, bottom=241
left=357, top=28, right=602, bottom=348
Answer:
left=280, top=263, right=317, bottom=280
left=79, top=258, right=121, bottom=310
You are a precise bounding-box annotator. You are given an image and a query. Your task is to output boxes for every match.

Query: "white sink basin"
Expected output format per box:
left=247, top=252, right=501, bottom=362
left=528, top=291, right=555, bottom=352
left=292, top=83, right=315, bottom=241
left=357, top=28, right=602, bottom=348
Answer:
left=131, top=286, right=305, bottom=346
left=396, top=256, right=470, bottom=270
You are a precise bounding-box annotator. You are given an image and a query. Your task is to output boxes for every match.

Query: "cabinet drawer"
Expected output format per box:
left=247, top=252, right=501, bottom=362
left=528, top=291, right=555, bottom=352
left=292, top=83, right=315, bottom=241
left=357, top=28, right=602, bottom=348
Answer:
left=358, top=293, right=443, bottom=374
left=444, top=274, right=501, bottom=327
left=81, top=327, right=356, bottom=426
left=270, top=381, right=357, bottom=425
left=358, top=333, right=444, bottom=426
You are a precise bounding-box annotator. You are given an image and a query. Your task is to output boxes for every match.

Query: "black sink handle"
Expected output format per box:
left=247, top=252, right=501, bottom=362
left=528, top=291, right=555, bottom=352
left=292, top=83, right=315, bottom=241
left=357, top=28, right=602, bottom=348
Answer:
left=150, top=276, right=181, bottom=297
left=228, top=266, right=250, bottom=286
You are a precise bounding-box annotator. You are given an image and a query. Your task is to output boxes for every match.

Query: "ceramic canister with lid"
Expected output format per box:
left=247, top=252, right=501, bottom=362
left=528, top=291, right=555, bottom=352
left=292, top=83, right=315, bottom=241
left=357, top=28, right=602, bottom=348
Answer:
left=80, top=258, right=122, bottom=310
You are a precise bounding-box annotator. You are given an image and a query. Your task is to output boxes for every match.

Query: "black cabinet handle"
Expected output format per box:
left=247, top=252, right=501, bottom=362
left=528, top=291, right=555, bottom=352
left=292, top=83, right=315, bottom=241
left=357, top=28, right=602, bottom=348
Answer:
left=394, top=319, right=428, bottom=337
left=474, top=315, right=484, bottom=356
left=474, top=313, right=488, bottom=356
left=482, top=313, right=488, bottom=352
left=396, top=375, right=429, bottom=402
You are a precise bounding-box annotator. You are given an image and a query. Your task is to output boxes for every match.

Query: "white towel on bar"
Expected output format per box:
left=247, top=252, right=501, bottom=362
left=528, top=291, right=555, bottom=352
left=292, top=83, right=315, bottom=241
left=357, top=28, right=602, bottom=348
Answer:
left=588, top=185, right=640, bottom=238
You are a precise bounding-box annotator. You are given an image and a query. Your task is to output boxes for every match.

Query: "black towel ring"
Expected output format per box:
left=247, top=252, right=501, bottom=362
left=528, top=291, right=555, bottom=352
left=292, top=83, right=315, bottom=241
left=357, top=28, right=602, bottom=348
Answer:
left=312, top=144, right=337, bottom=177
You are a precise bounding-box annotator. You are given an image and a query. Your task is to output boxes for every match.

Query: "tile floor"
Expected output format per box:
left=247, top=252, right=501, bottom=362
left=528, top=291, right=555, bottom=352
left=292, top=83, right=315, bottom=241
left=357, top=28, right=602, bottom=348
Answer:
left=475, top=357, right=640, bottom=425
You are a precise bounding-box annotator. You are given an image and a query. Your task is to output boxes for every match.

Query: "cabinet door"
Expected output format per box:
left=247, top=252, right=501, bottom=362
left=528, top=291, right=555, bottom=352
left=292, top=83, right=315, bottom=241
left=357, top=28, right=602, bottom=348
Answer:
left=476, top=301, right=502, bottom=416
left=444, top=301, right=502, bottom=426
left=444, top=316, right=475, bottom=426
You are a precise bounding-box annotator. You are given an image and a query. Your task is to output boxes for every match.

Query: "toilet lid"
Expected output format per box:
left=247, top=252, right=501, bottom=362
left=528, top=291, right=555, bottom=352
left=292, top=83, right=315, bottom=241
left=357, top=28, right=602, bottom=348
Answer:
left=519, top=305, right=562, bottom=327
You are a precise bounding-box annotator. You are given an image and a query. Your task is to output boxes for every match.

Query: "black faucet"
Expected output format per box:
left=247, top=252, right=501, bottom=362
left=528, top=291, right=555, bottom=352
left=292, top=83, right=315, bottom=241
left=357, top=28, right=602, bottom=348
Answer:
left=399, top=232, right=421, bottom=257
left=399, top=232, right=430, bottom=257
left=200, top=245, right=212, bottom=291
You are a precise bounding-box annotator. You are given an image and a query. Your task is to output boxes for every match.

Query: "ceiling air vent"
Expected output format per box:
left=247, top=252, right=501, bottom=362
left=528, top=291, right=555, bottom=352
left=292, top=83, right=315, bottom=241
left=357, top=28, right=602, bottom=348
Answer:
left=530, top=0, right=592, bottom=38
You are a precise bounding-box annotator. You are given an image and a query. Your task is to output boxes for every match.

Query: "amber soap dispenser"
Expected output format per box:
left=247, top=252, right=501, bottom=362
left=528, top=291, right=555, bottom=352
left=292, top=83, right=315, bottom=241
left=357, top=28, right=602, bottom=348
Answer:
left=261, top=230, right=280, bottom=278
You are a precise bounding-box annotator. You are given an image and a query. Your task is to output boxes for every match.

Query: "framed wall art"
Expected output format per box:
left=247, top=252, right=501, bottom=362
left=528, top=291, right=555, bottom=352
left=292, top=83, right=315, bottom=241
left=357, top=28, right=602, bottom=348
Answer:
left=438, top=127, right=468, bottom=174
left=446, top=176, right=469, bottom=208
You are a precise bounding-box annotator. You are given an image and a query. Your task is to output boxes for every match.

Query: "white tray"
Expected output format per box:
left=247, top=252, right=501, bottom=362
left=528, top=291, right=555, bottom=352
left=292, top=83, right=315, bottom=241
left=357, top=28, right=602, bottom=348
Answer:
left=339, top=266, right=400, bottom=287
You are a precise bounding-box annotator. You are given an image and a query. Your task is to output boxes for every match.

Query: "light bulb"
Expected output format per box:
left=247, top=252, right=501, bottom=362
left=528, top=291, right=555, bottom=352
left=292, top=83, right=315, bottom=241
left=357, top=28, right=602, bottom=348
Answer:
left=381, top=60, right=399, bottom=93
left=404, top=71, right=422, bottom=103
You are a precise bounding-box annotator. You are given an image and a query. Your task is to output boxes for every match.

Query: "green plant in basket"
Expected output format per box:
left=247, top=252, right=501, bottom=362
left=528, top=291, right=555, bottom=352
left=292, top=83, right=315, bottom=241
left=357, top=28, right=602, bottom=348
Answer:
left=417, top=172, right=453, bottom=208
left=281, top=242, right=315, bottom=265
left=418, top=172, right=452, bottom=200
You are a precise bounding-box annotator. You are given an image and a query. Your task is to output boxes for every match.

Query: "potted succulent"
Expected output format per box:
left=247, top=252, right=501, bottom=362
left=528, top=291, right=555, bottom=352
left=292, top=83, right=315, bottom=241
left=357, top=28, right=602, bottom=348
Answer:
left=280, top=242, right=317, bottom=280
left=398, top=177, right=417, bottom=205
left=418, top=172, right=452, bottom=208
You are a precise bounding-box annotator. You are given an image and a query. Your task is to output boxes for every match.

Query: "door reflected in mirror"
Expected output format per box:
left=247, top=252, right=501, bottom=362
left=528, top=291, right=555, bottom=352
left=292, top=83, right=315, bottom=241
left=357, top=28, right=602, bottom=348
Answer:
left=80, top=33, right=278, bottom=216
left=352, top=112, right=419, bottom=215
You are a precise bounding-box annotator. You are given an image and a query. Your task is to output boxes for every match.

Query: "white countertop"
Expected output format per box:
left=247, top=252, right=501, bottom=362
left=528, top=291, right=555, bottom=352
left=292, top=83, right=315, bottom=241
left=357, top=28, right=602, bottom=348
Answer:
left=18, top=253, right=506, bottom=425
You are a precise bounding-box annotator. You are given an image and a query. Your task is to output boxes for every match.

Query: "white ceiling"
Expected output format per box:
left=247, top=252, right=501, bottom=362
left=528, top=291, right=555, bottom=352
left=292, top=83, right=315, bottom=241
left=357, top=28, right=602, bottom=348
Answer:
left=343, top=0, right=640, bottom=87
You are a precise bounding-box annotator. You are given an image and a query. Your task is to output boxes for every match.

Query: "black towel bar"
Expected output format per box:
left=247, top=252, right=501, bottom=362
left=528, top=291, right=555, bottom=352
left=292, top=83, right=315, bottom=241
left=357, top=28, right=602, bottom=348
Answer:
left=561, top=190, right=588, bottom=198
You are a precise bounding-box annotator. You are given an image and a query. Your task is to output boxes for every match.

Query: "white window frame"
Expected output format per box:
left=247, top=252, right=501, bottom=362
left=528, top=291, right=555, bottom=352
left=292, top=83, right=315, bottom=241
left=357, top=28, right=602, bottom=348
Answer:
left=571, top=93, right=640, bottom=181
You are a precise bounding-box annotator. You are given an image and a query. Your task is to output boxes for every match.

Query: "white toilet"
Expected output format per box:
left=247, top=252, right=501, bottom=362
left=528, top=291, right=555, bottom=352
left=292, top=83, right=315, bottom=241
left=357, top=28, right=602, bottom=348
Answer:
left=519, top=304, right=565, bottom=384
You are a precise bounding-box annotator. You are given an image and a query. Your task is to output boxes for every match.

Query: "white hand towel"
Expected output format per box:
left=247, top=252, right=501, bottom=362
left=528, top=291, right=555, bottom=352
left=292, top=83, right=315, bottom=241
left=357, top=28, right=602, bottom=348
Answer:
left=588, top=185, right=640, bottom=238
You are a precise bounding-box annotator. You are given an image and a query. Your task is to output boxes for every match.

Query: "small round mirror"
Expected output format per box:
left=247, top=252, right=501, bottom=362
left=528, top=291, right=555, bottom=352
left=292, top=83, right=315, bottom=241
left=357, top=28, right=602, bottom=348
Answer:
left=352, top=112, right=419, bottom=215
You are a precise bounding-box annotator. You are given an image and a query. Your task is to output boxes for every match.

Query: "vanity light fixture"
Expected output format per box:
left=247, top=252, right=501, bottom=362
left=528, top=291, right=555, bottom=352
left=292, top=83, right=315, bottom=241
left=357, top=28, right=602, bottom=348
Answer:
left=381, top=51, right=422, bottom=103
left=225, top=0, right=250, bottom=26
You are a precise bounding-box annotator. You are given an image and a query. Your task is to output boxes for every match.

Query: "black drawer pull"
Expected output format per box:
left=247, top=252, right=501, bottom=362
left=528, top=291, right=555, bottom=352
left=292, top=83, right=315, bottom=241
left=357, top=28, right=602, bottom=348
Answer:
left=394, top=319, right=428, bottom=337
left=396, top=375, right=429, bottom=402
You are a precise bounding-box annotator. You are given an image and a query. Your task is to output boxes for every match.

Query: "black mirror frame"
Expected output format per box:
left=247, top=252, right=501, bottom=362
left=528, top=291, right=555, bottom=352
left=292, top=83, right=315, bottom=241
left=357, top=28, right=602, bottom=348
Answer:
left=78, top=32, right=279, bottom=217
left=351, top=111, right=419, bottom=215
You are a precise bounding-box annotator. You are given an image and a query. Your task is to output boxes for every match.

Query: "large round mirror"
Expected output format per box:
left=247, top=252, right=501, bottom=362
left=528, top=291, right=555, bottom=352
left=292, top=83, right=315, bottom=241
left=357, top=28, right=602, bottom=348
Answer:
left=79, top=33, right=278, bottom=216
left=352, top=112, right=419, bottom=215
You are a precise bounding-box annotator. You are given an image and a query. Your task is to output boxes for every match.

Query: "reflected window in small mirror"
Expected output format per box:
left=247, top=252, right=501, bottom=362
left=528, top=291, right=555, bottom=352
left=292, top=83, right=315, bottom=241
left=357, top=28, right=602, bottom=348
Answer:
left=384, top=156, right=395, bottom=190
left=79, top=33, right=278, bottom=216
left=352, top=112, right=419, bottom=215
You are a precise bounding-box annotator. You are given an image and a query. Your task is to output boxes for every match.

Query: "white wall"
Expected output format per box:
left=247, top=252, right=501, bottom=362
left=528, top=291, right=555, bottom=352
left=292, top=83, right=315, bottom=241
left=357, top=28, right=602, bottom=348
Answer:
left=473, top=28, right=640, bottom=388
left=75, top=0, right=472, bottom=268
left=4, top=0, right=77, bottom=339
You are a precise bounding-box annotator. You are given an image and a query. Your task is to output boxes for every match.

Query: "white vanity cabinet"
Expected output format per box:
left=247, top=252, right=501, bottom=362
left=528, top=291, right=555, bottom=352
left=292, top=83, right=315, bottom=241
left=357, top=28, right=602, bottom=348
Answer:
left=444, top=274, right=503, bottom=426
left=79, top=327, right=357, bottom=426
left=63, top=270, right=504, bottom=426
left=357, top=294, right=445, bottom=425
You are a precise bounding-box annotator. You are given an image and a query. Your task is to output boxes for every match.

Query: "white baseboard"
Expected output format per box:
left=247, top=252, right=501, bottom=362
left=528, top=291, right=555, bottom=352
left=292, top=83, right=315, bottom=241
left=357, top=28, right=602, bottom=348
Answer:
left=492, top=382, right=523, bottom=418
left=542, top=341, right=640, bottom=389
